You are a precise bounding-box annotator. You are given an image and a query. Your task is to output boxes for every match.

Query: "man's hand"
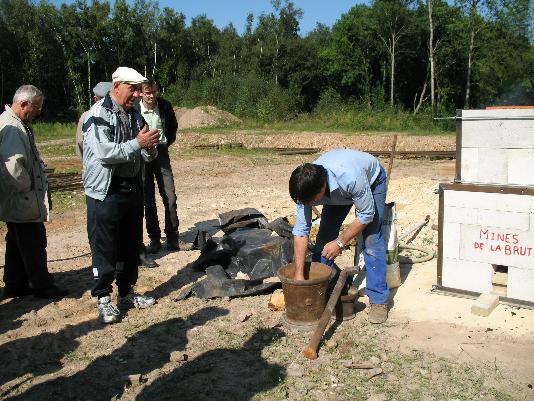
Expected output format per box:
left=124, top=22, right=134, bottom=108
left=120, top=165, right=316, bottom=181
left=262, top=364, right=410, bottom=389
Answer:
left=321, top=240, right=343, bottom=261
left=137, top=126, right=159, bottom=149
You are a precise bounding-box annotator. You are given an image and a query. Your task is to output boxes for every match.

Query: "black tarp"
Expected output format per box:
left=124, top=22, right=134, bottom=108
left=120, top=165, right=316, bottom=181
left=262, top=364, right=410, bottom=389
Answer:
left=185, top=209, right=295, bottom=299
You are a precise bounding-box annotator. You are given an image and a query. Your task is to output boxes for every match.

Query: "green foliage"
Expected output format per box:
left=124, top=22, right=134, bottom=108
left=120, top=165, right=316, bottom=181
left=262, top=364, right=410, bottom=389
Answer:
left=0, top=0, right=531, bottom=123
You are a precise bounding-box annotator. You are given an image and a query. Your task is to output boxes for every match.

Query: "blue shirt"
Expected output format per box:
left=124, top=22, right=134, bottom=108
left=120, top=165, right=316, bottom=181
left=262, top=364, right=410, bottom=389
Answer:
left=292, top=149, right=381, bottom=237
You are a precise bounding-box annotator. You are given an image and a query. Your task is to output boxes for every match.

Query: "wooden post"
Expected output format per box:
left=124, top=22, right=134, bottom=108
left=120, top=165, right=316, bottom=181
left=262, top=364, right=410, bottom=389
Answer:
left=386, top=134, right=398, bottom=187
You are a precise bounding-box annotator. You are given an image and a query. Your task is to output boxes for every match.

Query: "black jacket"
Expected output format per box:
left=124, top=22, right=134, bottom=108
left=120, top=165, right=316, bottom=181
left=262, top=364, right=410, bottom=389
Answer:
left=156, top=97, right=178, bottom=147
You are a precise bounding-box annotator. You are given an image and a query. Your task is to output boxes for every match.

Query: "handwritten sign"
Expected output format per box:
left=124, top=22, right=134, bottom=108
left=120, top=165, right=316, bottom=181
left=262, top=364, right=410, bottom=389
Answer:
left=460, top=226, right=534, bottom=269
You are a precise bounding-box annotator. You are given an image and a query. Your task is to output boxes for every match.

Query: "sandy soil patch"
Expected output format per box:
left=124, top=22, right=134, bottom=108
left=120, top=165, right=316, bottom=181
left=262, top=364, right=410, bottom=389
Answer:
left=0, top=140, right=532, bottom=401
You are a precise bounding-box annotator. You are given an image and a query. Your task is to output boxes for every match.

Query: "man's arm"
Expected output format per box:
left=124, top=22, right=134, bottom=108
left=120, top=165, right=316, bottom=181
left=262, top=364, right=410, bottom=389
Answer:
left=293, top=235, right=308, bottom=281
left=292, top=202, right=313, bottom=280
left=321, top=219, right=367, bottom=261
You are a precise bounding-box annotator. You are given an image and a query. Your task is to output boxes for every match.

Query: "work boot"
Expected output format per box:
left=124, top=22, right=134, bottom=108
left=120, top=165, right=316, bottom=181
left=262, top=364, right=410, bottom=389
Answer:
left=97, top=296, right=120, bottom=324
left=139, top=252, right=159, bottom=268
left=368, top=303, right=388, bottom=324
left=33, top=284, right=69, bottom=300
left=117, top=290, right=156, bottom=311
left=146, top=239, right=162, bottom=254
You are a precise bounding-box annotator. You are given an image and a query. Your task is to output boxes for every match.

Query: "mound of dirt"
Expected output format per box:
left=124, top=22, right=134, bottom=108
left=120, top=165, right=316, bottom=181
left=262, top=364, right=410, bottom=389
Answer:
left=176, top=106, right=242, bottom=129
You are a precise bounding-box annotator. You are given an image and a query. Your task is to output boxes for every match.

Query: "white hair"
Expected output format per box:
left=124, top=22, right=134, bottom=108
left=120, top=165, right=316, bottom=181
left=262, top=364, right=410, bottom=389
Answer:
left=12, top=85, right=44, bottom=104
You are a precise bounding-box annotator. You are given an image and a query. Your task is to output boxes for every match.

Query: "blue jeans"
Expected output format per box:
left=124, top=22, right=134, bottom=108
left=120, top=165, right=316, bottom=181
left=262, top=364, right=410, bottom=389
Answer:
left=312, top=167, right=389, bottom=304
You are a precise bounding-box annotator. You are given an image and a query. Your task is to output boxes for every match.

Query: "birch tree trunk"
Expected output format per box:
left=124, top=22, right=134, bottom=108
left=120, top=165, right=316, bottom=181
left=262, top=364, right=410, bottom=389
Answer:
left=390, top=34, right=395, bottom=107
left=428, top=0, right=436, bottom=121
left=464, top=29, right=475, bottom=108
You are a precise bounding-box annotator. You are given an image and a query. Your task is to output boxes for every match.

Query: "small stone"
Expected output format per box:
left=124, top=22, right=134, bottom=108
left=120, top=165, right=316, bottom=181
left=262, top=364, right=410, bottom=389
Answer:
left=326, top=391, right=339, bottom=401
left=386, top=373, right=399, bottom=383
left=126, top=374, right=146, bottom=386
left=169, top=351, right=188, bottom=362
left=366, top=367, right=383, bottom=380
left=263, top=276, right=281, bottom=284
left=236, top=312, right=252, bottom=322
left=407, top=382, right=420, bottom=391
left=268, top=289, right=285, bottom=311
left=369, top=356, right=381, bottom=366
left=287, top=362, right=305, bottom=378
left=367, top=394, right=387, bottom=401
left=325, top=339, right=337, bottom=349
left=236, top=271, right=250, bottom=280
left=380, top=352, right=389, bottom=362
left=340, top=359, right=353, bottom=368
left=431, top=363, right=443, bottom=374
left=381, top=361, right=395, bottom=373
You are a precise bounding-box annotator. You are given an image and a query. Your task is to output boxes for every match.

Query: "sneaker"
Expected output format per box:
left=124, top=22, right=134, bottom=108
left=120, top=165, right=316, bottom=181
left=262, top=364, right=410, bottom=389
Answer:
left=146, top=239, right=162, bottom=254
left=97, top=296, right=120, bottom=324
left=33, top=285, right=69, bottom=300
left=368, top=303, right=388, bottom=324
left=117, top=291, right=156, bottom=311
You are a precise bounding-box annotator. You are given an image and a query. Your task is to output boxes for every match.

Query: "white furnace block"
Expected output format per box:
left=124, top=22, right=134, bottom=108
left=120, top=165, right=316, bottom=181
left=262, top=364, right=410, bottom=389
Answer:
left=459, top=147, right=479, bottom=182
left=477, top=209, right=530, bottom=231
left=443, top=206, right=478, bottom=225
left=442, top=222, right=461, bottom=259
left=441, top=258, right=493, bottom=294
left=460, top=109, right=534, bottom=149
left=507, top=266, right=534, bottom=302
left=507, top=149, right=534, bottom=186
left=459, top=225, right=534, bottom=269
left=476, top=148, right=508, bottom=184
left=444, top=190, right=531, bottom=212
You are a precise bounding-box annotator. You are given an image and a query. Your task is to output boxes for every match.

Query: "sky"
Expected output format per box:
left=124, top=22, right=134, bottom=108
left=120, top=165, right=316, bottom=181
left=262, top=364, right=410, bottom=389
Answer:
left=51, top=1, right=368, bottom=35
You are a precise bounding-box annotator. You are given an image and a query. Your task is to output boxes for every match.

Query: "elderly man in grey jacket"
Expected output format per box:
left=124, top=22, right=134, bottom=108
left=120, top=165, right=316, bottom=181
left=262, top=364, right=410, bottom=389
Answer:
left=0, top=85, right=68, bottom=299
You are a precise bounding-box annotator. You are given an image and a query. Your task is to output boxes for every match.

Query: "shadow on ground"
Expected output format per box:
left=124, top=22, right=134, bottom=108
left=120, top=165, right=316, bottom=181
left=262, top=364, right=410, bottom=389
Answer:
left=4, top=306, right=228, bottom=401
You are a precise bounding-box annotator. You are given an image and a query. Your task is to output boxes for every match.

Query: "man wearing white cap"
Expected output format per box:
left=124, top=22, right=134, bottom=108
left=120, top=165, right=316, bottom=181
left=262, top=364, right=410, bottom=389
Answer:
left=82, top=67, right=160, bottom=324
left=76, top=80, right=158, bottom=269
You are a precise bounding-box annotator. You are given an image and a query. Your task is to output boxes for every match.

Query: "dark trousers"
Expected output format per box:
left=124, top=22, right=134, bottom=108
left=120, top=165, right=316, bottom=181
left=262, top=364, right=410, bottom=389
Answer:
left=144, top=145, right=179, bottom=242
left=4, top=222, right=52, bottom=291
left=87, top=176, right=143, bottom=298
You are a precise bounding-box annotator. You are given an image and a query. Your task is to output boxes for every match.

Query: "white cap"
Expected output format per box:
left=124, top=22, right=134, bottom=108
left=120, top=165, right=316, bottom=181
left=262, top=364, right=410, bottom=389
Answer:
left=111, top=67, right=147, bottom=84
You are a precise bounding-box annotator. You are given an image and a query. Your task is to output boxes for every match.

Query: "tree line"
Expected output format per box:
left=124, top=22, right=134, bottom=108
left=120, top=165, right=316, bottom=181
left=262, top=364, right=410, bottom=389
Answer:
left=0, top=0, right=532, bottom=122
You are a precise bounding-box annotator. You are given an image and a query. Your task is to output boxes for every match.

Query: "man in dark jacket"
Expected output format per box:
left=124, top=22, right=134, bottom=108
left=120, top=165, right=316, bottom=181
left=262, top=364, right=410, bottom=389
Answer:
left=83, top=67, right=160, bottom=324
left=137, top=79, right=181, bottom=252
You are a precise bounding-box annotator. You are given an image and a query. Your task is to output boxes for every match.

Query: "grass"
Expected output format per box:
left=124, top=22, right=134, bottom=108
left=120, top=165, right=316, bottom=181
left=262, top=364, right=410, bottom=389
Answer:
left=243, top=109, right=455, bottom=135
left=51, top=191, right=86, bottom=214
left=33, top=122, right=77, bottom=141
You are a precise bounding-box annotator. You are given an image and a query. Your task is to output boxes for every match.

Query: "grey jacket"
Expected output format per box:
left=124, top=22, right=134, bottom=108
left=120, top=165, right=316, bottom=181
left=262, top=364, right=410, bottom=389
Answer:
left=0, top=106, right=49, bottom=222
left=82, top=94, right=156, bottom=200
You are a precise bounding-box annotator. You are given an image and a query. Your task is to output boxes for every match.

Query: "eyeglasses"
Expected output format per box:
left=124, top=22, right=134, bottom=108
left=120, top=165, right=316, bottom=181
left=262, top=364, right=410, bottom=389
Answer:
left=31, top=103, right=42, bottom=111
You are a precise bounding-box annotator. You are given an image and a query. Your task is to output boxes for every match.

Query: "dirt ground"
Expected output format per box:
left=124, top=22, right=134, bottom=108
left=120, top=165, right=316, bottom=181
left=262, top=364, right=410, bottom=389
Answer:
left=0, top=133, right=533, bottom=401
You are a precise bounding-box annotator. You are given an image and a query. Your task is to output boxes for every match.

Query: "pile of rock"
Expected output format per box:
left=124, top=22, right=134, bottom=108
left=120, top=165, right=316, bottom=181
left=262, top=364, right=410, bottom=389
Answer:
left=175, top=106, right=242, bottom=129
